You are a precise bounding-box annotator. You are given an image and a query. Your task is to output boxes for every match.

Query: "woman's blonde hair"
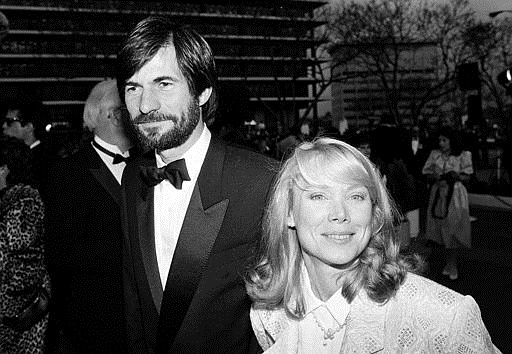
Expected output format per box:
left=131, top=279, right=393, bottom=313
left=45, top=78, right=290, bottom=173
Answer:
left=245, top=137, right=422, bottom=318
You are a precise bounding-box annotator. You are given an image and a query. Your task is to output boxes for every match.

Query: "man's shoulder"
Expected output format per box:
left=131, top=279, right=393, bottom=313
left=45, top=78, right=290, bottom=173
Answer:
left=47, top=144, right=104, bottom=187
left=51, top=144, right=94, bottom=168
left=224, top=140, right=278, bottom=170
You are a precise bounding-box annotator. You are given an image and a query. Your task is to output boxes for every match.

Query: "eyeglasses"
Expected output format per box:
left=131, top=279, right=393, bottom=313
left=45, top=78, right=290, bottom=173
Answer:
left=3, top=117, right=22, bottom=126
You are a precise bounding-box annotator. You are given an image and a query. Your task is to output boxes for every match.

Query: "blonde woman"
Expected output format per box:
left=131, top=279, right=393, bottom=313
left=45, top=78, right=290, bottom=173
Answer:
left=245, top=137, right=500, bottom=353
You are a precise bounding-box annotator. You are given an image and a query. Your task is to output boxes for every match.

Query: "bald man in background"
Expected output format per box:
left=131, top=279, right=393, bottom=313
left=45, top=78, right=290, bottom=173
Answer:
left=45, top=79, right=137, bottom=353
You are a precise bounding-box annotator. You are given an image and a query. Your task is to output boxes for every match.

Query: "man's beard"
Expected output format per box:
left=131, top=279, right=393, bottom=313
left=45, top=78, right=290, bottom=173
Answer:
left=131, top=98, right=201, bottom=152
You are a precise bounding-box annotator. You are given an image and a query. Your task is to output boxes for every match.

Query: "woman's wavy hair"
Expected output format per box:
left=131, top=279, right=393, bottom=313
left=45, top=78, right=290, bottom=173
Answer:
left=0, top=136, right=35, bottom=187
left=116, top=16, right=218, bottom=122
left=245, top=137, right=423, bottom=319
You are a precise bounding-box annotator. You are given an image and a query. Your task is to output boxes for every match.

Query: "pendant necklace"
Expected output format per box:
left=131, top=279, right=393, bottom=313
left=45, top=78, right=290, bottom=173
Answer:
left=311, top=311, right=346, bottom=346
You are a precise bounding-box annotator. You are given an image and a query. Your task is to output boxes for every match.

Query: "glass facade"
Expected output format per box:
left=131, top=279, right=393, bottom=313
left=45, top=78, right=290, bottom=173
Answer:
left=0, top=1, right=326, bottom=128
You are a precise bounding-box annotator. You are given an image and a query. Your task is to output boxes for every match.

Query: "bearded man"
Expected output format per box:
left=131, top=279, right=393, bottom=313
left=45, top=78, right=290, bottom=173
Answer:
left=116, top=16, right=276, bottom=354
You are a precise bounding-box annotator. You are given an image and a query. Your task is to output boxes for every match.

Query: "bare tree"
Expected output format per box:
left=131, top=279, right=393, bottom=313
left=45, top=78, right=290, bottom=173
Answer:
left=319, top=0, right=479, bottom=126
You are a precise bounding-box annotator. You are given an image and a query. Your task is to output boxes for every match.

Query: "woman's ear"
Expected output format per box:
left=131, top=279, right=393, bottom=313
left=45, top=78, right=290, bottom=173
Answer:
left=287, top=214, right=296, bottom=229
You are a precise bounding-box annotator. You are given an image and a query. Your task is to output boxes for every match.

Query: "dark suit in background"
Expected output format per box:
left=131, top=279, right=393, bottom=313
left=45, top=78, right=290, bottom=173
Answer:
left=30, top=139, right=55, bottom=200
left=45, top=79, right=134, bottom=353
left=45, top=144, right=127, bottom=352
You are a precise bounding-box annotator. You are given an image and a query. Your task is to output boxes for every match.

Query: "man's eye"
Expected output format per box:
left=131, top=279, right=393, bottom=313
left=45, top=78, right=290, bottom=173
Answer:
left=159, top=81, right=172, bottom=88
left=125, top=86, right=138, bottom=94
left=310, top=194, right=326, bottom=200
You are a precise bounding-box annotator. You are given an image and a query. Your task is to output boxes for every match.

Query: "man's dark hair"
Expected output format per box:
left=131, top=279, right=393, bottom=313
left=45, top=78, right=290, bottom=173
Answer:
left=5, top=99, right=46, bottom=139
left=116, top=16, right=218, bottom=122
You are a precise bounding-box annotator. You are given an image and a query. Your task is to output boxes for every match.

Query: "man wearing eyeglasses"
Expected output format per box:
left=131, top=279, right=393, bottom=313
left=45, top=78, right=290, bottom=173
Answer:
left=2, top=99, right=54, bottom=199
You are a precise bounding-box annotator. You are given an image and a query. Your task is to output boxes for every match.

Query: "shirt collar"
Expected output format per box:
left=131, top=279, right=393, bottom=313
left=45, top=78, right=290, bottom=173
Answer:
left=93, top=135, right=127, bottom=156
left=29, top=140, right=41, bottom=149
left=301, top=263, right=350, bottom=327
left=155, top=124, right=211, bottom=182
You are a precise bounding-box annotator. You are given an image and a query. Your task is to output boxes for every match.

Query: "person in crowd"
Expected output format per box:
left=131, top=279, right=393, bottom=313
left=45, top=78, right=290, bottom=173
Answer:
left=318, top=121, right=343, bottom=141
left=372, top=123, right=418, bottom=216
left=370, top=123, right=419, bottom=246
left=209, top=84, right=255, bottom=150
left=44, top=79, right=136, bottom=353
left=2, top=99, right=54, bottom=199
left=351, top=129, right=383, bottom=172
left=353, top=130, right=372, bottom=158
left=277, top=125, right=304, bottom=160
left=116, top=16, right=276, bottom=353
left=422, top=126, right=473, bottom=281
left=404, top=124, right=431, bottom=179
left=245, top=137, right=501, bottom=353
left=0, top=136, right=50, bottom=353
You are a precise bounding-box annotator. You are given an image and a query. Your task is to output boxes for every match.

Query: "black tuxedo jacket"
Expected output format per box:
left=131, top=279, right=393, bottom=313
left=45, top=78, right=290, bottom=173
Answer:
left=121, top=135, right=276, bottom=353
left=45, top=143, right=127, bottom=353
left=30, top=139, right=55, bottom=200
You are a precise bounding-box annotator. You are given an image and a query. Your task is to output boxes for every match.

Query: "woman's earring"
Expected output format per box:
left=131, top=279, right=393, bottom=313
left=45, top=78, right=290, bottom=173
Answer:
left=287, top=215, right=296, bottom=229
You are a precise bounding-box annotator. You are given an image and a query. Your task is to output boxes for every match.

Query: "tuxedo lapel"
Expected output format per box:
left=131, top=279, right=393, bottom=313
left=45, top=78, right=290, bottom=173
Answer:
left=156, top=137, right=229, bottom=352
left=87, top=145, right=122, bottom=205
left=135, top=158, right=164, bottom=313
left=157, top=185, right=228, bottom=352
left=122, top=154, right=163, bottom=352
left=136, top=186, right=164, bottom=313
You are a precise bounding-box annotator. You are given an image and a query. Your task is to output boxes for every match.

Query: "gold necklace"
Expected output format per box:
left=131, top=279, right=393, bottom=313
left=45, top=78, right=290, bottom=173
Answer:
left=311, top=311, right=346, bottom=346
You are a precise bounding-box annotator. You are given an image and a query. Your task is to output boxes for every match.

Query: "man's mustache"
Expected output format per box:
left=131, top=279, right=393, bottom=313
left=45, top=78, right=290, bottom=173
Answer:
left=133, top=112, right=176, bottom=125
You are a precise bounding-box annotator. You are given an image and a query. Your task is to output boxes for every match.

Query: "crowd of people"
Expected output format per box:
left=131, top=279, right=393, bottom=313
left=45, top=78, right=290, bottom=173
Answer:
left=0, top=15, right=503, bottom=353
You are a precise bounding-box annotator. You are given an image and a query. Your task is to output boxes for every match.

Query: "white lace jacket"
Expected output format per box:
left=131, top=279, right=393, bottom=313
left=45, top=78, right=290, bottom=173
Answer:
left=250, top=273, right=502, bottom=353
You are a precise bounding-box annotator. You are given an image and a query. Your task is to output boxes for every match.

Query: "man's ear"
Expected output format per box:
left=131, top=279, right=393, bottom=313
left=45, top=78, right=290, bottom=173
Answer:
left=23, top=122, right=35, bottom=133
left=198, top=87, right=212, bottom=107
left=109, top=108, right=123, bottom=127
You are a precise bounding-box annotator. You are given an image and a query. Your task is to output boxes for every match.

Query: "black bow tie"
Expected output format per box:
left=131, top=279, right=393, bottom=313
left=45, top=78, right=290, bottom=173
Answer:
left=139, top=158, right=191, bottom=189
left=92, top=140, right=130, bottom=164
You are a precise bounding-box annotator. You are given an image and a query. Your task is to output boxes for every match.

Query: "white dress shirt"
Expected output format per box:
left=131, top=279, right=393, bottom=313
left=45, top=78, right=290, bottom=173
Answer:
left=154, top=125, right=211, bottom=288
left=91, top=136, right=129, bottom=184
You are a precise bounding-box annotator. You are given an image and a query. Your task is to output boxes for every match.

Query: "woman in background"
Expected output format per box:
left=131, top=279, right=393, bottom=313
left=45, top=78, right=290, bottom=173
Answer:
left=422, top=126, right=473, bottom=280
left=0, top=136, right=50, bottom=353
left=245, top=137, right=500, bottom=353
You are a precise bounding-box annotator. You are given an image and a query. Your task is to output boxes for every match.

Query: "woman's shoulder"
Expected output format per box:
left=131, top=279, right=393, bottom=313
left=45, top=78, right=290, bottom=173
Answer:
left=391, top=272, right=480, bottom=322
left=426, top=149, right=442, bottom=159
left=250, top=305, right=291, bottom=334
left=1, top=184, right=42, bottom=215
left=386, top=273, right=500, bottom=353
left=4, top=184, right=41, bottom=202
left=397, top=273, right=465, bottom=303
left=250, top=305, right=293, bottom=350
left=459, top=150, right=473, bottom=160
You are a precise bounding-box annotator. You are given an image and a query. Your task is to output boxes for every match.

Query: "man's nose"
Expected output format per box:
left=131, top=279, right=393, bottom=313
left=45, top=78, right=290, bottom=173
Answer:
left=139, top=89, right=160, bottom=115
